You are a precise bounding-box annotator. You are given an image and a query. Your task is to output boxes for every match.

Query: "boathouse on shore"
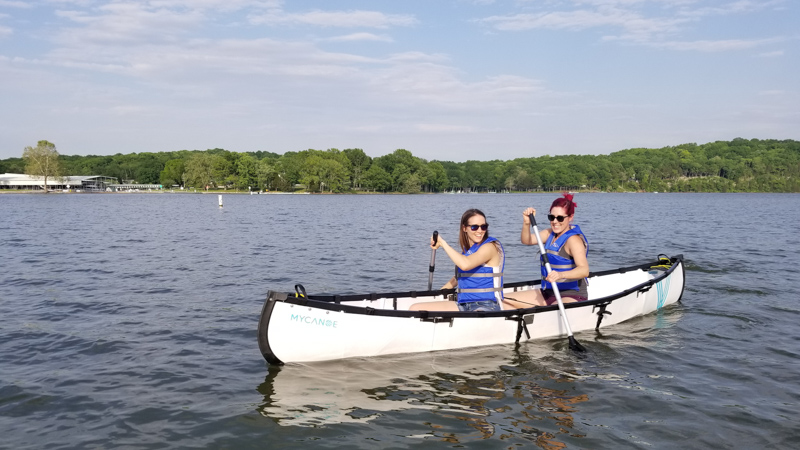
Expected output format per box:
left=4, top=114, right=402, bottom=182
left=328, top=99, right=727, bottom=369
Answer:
left=0, top=173, right=118, bottom=191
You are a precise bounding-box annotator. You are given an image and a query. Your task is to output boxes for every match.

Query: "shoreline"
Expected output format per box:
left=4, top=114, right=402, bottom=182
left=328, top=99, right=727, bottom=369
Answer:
left=0, top=189, right=793, bottom=195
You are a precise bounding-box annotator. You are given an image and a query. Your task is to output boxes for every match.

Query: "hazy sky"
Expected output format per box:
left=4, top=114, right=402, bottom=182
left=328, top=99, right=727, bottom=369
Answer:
left=0, top=0, right=797, bottom=161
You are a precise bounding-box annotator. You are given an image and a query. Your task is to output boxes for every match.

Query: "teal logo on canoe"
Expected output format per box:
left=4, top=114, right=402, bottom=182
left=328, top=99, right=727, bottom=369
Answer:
left=655, top=277, right=670, bottom=309
left=291, top=313, right=338, bottom=328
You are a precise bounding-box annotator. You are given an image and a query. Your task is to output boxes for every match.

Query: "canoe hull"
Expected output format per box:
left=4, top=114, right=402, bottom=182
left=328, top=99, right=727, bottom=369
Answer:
left=258, top=255, right=685, bottom=364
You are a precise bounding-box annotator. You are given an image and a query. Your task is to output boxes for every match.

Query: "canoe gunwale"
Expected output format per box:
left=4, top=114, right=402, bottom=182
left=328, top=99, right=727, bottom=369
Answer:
left=266, top=254, right=684, bottom=320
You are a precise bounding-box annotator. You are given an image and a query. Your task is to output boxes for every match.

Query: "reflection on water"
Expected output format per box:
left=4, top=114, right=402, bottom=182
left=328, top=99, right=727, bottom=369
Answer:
left=256, top=307, right=686, bottom=446
left=258, top=345, right=589, bottom=446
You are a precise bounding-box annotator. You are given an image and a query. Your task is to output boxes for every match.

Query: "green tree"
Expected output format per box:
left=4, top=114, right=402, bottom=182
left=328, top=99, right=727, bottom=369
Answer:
left=363, top=164, right=392, bottom=192
left=391, top=164, right=411, bottom=192
left=1, top=157, right=26, bottom=174
left=23, top=140, right=63, bottom=192
left=4, top=137, right=800, bottom=194
left=133, top=153, right=165, bottom=184
left=402, top=173, right=422, bottom=194
left=342, top=148, right=371, bottom=189
left=213, top=154, right=233, bottom=188
left=426, top=161, right=449, bottom=192
left=299, top=154, right=349, bottom=192
left=184, top=153, right=224, bottom=188
left=257, top=158, right=276, bottom=191
left=160, top=159, right=186, bottom=187
left=235, top=153, right=259, bottom=190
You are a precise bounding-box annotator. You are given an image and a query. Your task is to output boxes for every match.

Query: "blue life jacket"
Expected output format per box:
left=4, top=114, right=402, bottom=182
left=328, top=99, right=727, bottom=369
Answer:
left=456, top=237, right=504, bottom=304
left=540, top=224, right=588, bottom=292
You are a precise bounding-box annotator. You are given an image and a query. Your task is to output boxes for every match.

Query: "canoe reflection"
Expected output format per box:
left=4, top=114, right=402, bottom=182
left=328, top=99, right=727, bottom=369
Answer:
left=256, top=306, right=684, bottom=446
left=256, top=344, right=590, bottom=444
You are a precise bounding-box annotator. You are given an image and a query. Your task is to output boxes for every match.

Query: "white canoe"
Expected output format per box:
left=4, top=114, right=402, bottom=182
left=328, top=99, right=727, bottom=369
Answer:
left=257, top=255, right=685, bottom=364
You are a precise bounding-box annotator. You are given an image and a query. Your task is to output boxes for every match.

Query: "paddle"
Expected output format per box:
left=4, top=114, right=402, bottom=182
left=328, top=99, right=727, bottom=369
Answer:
left=529, top=214, right=586, bottom=352
left=427, top=231, right=438, bottom=291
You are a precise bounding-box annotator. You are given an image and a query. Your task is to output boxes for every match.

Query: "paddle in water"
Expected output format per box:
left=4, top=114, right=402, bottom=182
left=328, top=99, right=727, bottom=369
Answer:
left=427, top=231, right=438, bottom=291
left=529, top=214, right=586, bottom=352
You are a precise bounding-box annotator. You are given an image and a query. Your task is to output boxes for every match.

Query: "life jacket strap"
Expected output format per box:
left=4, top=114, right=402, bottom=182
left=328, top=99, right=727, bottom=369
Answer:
left=457, top=286, right=503, bottom=294
left=456, top=272, right=502, bottom=278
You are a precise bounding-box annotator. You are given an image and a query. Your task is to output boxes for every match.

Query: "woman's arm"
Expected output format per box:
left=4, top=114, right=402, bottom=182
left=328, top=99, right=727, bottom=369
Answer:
left=547, top=235, right=589, bottom=282
left=520, top=207, right=535, bottom=245
left=441, top=276, right=456, bottom=290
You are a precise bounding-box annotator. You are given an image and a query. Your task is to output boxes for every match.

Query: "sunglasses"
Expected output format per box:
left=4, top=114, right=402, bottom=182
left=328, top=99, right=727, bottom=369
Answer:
left=547, top=215, right=569, bottom=223
left=468, top=224, right=489, bottom=231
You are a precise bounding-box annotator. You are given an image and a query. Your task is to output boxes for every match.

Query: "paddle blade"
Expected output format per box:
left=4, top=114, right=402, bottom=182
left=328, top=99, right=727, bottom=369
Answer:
left=568, top=336, right=586, bottom=352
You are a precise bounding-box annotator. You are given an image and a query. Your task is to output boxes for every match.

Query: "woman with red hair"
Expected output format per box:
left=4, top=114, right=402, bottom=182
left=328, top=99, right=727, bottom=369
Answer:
left=504, top=193, right=589, bottom=308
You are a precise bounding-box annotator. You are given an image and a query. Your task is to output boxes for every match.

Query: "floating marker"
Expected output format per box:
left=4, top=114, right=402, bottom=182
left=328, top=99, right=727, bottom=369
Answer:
left=218, top=194, right=223, bottom=208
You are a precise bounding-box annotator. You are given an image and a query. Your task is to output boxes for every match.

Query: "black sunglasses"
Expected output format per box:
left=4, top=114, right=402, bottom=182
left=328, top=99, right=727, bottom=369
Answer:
left=468, top=224, right=489, bottom=231
left=547, top=215, right=568, bottom=223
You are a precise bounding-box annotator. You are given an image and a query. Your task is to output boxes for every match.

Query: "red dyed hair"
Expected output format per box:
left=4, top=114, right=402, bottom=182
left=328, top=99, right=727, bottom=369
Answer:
left=550, top=193, right=577, bottom=216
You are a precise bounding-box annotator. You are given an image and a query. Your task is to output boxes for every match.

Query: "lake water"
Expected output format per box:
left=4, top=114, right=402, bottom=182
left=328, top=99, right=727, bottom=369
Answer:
left=1, top=192, right=798, bottom=449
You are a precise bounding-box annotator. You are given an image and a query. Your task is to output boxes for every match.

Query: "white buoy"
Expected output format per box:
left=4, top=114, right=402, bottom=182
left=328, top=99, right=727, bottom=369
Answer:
left=218, top=194, right=223, bottom=208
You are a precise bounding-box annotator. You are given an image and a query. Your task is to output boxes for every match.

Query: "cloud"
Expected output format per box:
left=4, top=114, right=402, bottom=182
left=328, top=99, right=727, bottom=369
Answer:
left=54, top=3, right=205, bottom=45
left=654, top=37, right=783, bottom=52
left=475, top=0, right=789, bottom=51
left=416, top=123, right=477, bottom=133
left=0, top=0, right=31, bottom=8
left=384, top=51, right=449, bottom=63
left=476, top=7, right=687, bottom=41
left=47, top=0, right=96, bottom=6
left=677, top=0, right=786, bottom=18
left=249, top=9, right=418, bottom=28
left=325, top=32, right=393, bottom=43
left=756, top=50, right=784, bottom=57
left=146, top=0, right=282, bottom=9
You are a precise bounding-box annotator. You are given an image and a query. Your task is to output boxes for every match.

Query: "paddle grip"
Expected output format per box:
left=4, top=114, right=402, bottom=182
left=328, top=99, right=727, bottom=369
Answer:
left=530, top=214, right=551, bottom=265
left=429, top=231, right=439, bottom=273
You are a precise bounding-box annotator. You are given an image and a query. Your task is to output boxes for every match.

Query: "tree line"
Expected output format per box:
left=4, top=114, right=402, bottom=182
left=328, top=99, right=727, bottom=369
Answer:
left=3, top=138, right=799, bottom=193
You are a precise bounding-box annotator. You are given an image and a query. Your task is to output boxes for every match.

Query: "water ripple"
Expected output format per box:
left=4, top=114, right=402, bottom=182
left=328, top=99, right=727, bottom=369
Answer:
left=1, top=192, right=799, bottom=448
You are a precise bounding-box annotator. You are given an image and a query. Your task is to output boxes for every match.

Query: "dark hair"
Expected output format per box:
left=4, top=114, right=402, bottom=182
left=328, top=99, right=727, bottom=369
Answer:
left=550, top=193, right=577, bottom=216
left=459, top=208, right=488, bottom=252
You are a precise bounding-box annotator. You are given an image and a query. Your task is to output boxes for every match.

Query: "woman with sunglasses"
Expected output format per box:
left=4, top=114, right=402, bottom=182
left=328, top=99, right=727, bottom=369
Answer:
left=505, top=193, right=589, bottom=308
left=409, top=208, right=504, bottom=312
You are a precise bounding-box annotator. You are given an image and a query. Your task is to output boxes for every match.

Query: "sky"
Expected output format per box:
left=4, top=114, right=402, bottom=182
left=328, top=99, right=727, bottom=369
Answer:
left=0, top=0, right=797, bottom=162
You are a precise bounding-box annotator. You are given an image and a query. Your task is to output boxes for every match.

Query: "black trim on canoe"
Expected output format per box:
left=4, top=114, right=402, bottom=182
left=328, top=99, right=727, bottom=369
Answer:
left=257, top=291, right=283, bottom=365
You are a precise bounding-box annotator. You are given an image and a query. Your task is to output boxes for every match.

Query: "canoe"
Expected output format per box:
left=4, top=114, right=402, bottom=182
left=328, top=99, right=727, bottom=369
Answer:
left=257, top=254, right=685, bottom=364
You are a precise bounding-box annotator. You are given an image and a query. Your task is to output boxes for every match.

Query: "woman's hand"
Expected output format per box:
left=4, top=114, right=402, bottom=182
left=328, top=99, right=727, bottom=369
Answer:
left=522, top=207, right=536, bottom=225
left=546, top=270, right=568, bottom=283
left=521, top=207, right=538, bottom=245
left=430, top=234, right=445, bottom=250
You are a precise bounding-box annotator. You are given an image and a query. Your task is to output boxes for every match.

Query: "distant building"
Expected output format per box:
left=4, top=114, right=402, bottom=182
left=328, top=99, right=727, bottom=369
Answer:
left=105, top=183, right=163, bottom=192
left=0, top=173, right=118, bottom=191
